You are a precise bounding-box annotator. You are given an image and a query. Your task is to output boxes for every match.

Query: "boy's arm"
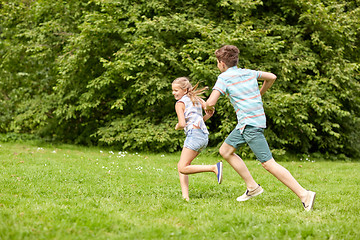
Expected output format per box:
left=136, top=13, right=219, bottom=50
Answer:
left=174, top=102, right=186, bottom=130
left=205, top=90, right=221, bottom=111
left=258, top=71, right=277, bottom=96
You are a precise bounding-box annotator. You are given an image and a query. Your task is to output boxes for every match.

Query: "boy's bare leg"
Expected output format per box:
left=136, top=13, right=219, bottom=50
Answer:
left=219, top=142, right=259, bottom=190
left=261, top=159, right=308, bottom=201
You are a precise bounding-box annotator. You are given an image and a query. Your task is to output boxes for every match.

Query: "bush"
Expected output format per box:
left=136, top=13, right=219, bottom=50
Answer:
left=0, top=0, right=359, bottom=158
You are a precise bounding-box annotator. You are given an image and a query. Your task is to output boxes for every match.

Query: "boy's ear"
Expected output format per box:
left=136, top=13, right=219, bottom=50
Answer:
left=219, top=61, right=227, bottom=68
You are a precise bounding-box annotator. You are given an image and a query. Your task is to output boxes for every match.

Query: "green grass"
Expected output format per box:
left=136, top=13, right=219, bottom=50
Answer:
left=0, top=142, right=359, bottom=239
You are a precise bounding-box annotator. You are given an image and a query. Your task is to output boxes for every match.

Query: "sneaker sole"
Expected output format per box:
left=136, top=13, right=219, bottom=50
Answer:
left=304, top=191, right=316, bottom=211
left=217, top=162, right=223, bottom=184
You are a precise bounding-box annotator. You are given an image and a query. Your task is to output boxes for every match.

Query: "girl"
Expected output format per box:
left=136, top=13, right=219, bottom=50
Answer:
left=172, top=77, right=222, bottom=201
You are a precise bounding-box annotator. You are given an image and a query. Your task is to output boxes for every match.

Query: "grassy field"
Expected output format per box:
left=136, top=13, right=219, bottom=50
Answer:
left=0, top=142, right=359, bottom=239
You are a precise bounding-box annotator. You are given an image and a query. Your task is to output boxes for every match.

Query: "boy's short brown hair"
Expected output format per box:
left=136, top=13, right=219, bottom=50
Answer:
left=215, top=45, right=239, bottom=67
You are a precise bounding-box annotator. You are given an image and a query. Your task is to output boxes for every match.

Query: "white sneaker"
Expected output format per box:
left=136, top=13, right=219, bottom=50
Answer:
left=236, top=185, right=263, bottom=202
left=302, top=191, right=316, bottom=211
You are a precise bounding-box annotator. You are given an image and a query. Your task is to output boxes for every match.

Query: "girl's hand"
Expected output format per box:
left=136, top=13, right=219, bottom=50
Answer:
left=175, top=123, right=184, bottom=130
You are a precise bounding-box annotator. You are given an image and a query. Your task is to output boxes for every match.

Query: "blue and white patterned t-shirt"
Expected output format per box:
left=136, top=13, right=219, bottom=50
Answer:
left=213, top=66, right=266, bottom=133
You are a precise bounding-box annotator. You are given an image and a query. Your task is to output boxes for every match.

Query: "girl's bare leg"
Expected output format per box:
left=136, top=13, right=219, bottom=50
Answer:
left=178, top=147, right=218, bottom=200
left=179, top=172, right=190, bottom=201
left=178, top=148, right=217, bottom=175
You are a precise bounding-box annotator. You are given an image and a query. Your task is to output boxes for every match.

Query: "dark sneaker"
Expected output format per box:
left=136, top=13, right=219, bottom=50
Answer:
left=302, top=191, right=316, bottom=211
left=236, top=184, right=263, bottom=202
left=216, top=161, right=223, bottom=184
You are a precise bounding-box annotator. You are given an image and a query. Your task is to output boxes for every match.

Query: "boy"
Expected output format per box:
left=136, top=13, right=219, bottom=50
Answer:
left=205, top=45, right=316, bottom=211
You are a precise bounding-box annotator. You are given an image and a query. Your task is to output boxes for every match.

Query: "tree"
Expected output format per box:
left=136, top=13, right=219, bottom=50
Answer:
left=0, top=0, right=359, bottom=157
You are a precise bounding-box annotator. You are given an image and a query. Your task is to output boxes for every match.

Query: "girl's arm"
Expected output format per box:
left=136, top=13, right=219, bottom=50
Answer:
left=175, top=102, right=186, bottom=130
left=201, top=99, right=214, bottom=122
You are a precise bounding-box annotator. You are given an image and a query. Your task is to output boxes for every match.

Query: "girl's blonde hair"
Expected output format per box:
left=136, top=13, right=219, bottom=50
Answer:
left=172, top=77, right=208, bottom=106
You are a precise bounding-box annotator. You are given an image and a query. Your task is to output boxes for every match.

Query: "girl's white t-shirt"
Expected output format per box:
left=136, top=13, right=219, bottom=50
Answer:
left=177, top=95, right=209, bottom=135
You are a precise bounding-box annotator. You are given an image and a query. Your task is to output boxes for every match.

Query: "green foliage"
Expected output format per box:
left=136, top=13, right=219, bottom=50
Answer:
left=0, top=0, right=359, bottom=156
left=260, top=0, right=360, bottom=157
left=95, top=115, right=183, bottom=152
left=0, top=133, right=39, bottom=143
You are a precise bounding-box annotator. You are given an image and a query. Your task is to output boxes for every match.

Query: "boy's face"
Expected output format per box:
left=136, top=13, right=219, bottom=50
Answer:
left=217, top=60, right=227, bottom=73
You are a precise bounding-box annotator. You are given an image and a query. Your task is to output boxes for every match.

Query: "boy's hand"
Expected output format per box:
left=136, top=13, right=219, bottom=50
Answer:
left=204, top=105, right=215, bottom=111
left=203, top=108, right=215, bottom=122
left=205, top=109, right=215, bottom=116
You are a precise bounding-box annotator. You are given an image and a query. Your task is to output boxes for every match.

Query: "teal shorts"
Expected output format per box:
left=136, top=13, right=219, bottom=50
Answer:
left=224, top=125, right=273, bottom=162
